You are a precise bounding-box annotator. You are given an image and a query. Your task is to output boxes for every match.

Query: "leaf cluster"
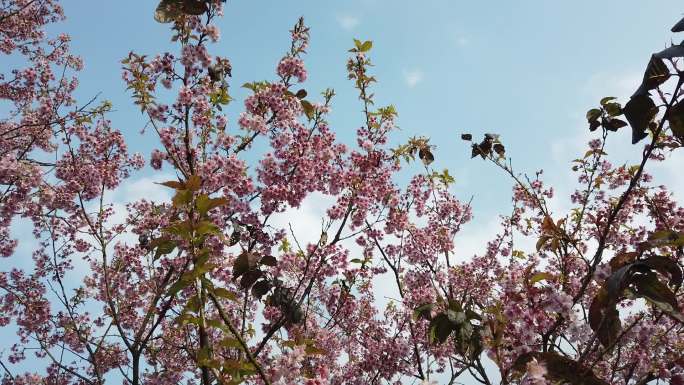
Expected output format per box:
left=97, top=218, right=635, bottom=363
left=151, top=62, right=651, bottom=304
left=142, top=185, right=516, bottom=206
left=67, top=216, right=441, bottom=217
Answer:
left=589, top=237, right=683, bottom=347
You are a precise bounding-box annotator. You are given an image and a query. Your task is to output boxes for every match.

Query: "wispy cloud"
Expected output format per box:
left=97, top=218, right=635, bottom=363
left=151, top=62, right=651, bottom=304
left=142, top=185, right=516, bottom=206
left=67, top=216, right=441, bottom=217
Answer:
left=403, top=69, right=424, bottom=88
left=456, top=36, right=470, bottom=47
left=336, top=15, right=360, bottom=30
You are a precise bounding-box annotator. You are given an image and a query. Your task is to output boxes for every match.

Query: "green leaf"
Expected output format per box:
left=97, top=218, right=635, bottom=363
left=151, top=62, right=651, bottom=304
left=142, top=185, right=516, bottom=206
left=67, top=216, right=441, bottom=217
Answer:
left=586, top=108, right=602, bottom=122
left=205, top=318, right=229, bottom=332
left=153, top=238, right=177, bottom=260
left=600, top=97, right=617, bottom=106
left=413, top=303, right=434, bottom=320
left=305, top=345, right=327, bottom=355
left=172, top=190, right=193, bottom=207
left=536, top=235, right=551, bottom=251
left=185, top=295, right=201, bottom=313
left=529, top=272, right=552, bottom=284
left=189, top=263, right=216, bottom=278
left=158, top=180, right=185, bottom=189
left=511, top=250, right=525, bottom=259
left=213, top=287, right=238, bottom=301
left=196, top=195, right=229, bottom=216
left=646, top=230, right=684, bottom=248
left=301, top=100, right=315, bottom=119
left=447, top=300, right=462, bottom=312
left=353, top=38, right=363, bottom=50
left=167, top=275, right=192, bottom=297
left=185, top=175, right=202, bottom=191
left=603, top=103, right=622, bottom=117
left=195, top=221, right=221, bottom=237
left=219, top=338, right=242, bottom=349
left=359, top=40, right=373, bottom=52
left=279, top=238, right=291, bottom=252
left=175, top=313, right=200, bottom=326
left=164, top=220, right=193, bottom=240
left=447, top=309, right=466, bottom=324
left=196, top=348, right=220, bottom=369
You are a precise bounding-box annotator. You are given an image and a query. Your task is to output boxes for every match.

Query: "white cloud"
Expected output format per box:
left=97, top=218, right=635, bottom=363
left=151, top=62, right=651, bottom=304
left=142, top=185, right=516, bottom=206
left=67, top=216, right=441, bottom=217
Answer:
left=542, top=70, right=684, bottom=239
left=651, top=148, right=684, bottom=202
left=336, top=15, right=360, bottom=31
left=455, top=36, right=469, bottom=47
left=268, top=192, right=336, bottom=246
left=442, top=22, right=470, bottom=48
left=548, top=71, right=644, bottom=185
left=581, top=71, right=642, bottom=101
left=403, top=69, right=424, bottom=88
left=114, top=174, right=175, bottom=204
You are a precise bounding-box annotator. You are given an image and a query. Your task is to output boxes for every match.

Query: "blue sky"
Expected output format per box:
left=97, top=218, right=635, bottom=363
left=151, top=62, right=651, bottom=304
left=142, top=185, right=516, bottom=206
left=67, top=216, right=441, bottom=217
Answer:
left=6, top=1, right=684, bottom=382
left=57, top=0, right=682, bottom=224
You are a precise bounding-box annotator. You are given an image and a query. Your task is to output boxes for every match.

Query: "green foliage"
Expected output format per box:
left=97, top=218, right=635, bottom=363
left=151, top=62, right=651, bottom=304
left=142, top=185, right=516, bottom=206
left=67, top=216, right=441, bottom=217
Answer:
left=350, top=39, right=373, bottom=53
left=585, top=98, right=627, bottom=133
left=429, top=169, right=455, bottom=187
left=122, top=53, right=156, bottom=112
left=391, top=136, right=434, bottom=165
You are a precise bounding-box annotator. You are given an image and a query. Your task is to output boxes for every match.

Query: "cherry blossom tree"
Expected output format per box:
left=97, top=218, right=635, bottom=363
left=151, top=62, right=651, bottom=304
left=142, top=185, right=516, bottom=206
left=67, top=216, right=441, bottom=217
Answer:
left=1, top=1, right=684, bottom=384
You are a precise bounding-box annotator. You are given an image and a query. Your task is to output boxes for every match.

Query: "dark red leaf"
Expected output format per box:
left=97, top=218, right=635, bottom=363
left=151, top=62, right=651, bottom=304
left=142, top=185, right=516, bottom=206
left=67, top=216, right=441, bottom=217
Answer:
left=608, top=252, right=639, bottom=271
left=251, top=279, right=272, bottom=298
left=419, top=148, right=435, bottom=165
left=232, top=252, right=259, bottom=280
left=641, top=256, right=683, bottom=287
left=428, top=313, right=453, bottom=344
left=633, top=55, right=670, bottom=97
left=260, top=255, right=277, bottom=267
left=493, top=143, right=505, bottom=156
left=513, top=352, right=609, bottom=385
left=623, top=94, right=656, bottom=144
left=240, top=270, right=263, bottom=289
